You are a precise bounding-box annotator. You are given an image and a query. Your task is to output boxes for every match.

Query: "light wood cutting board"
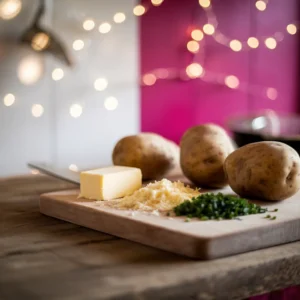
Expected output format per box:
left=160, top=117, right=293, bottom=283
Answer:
left=40, top=179, right=300, bottom=259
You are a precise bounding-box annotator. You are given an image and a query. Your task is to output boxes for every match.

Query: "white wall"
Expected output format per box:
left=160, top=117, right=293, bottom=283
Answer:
left=0, top=0, right=139, bottom=176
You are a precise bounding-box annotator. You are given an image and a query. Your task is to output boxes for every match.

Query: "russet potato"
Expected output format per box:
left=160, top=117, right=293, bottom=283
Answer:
left=180, top=124, right=235, bottom=188
left=112, top=133, right=179, bottom=180
left=224, top=141, right=300, bottom=201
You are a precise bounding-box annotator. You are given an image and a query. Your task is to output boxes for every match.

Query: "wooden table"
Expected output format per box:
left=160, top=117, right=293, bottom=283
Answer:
left=1, top=175, right=300, bottom=300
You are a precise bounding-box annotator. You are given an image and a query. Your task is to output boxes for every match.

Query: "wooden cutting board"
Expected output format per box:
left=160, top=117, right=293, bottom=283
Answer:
left=40, top=181, right=300, bottom=260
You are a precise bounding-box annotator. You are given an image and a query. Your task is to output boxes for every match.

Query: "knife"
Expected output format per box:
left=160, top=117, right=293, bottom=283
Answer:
left=27, top=162, right=80, bottom=185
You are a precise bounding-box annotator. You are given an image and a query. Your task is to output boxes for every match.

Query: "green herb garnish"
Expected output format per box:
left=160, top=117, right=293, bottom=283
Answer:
left=173, top=193, right=267, bottom=221
left=265, top=214, right=271, bottom=219
left=270, top=216, right=277, bottom=220
left=185, top=217, right=191, bottom=222
left=269, top=208, right=278, bottom=212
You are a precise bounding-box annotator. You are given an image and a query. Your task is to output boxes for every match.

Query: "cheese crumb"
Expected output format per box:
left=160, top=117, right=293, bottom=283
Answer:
left=115, top=179, right=200, bottom=211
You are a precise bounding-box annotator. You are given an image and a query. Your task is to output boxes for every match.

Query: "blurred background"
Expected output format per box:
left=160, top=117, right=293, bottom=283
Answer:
left=0, top=0, right=299, bottom=176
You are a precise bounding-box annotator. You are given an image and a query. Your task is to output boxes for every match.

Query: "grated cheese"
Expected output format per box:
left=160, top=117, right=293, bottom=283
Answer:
left=115, top=178, right=200, bottom=211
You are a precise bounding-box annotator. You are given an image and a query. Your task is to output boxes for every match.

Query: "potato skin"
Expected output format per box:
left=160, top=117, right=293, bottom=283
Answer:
left=112, top=133, right=179, bottom=180
left=224, top=141, right=300, bottom=201
left=180, top=124, right=235, bottom=188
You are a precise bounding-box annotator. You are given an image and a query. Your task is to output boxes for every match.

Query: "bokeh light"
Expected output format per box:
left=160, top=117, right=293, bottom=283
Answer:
left=72, top=39, right=84, bottom=51
left=69, top=104, right=83, bottom=118
left=229, top=39, right=242, bottom=51
left=18, top=56, right=43, bottom=85
left=247, top=37, right=259, bottom=48
left=143, top=74, right=156, bottom=86
left=52, top=68, right=64, bottom=81
left=186, top=63, right=203, bottom=78
left=187, top=40, right=199, bottom=53
left=266, top=88, right=278, bottom=100
left=265, top=37, right=277, bottom=49
left=224, top=75, right=239, bottom=89
left=31, top=104, right=44, bottom=118
left=83, top=19, right=95, bottom=31
left=151, top=0, right=164, bottom=6
left=104, top=97, right=119, bottom=111
left=98, top=22, right=111, bottom=33
left=203, top=24, right=215, bottom=35
left=133, top=5, right=146, bottom=16
left=199, top=0, right=211, bottom=8
left=3, top=93, right=15, bottom=106
left=191, top=29, right=204, bottom=41
left=255, top=0, right=266, bottom=11
left=113, top=12, right=126, bottom=23
left=286, top=24, right=297, bottom=35
left=0, top=0, right=22, bottom=20
left=94, top=78, right=108, bottom=91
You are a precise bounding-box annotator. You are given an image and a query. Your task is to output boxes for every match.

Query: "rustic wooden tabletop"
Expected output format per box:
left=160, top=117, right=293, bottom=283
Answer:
left=1, top=175, right=300, bottom=300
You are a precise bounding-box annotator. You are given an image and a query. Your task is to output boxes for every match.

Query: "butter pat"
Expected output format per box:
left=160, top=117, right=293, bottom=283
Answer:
left=80, top=166, right=142, bottom=201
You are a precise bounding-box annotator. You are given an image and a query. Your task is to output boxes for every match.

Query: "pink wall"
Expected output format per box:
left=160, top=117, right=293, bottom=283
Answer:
left=141, top=0, right=299, bottom=143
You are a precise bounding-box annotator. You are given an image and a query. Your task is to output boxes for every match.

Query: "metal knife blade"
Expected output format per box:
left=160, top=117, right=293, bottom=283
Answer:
left=27, top=162, right=80, bottom=185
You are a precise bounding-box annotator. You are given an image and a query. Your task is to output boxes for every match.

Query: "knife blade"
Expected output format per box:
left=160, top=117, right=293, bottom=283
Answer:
left=27, top=162, right=80, bottom=185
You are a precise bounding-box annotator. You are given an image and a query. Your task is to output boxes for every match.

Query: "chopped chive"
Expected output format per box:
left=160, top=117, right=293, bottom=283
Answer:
left=173, top=193, right=267, bottom=221
left=271, top=216, right=277, bottom=220
left=265, top=215, right=271, bottom=218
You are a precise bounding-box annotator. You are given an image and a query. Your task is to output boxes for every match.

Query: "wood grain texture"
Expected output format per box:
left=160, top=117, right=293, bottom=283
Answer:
left=1, top=174, right=300, bottom=300
left=39, top=185, right=300, bottom=259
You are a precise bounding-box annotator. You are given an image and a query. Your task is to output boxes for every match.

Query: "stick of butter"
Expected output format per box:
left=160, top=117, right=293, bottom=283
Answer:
left=79, top=166, right=142, bottom=201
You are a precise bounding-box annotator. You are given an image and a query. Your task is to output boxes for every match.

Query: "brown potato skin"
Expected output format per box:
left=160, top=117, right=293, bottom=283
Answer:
left=180, top=124, right=235, bottom=188
left=224, top=141, right=300, bottom=201
left=112, top=133, right=179, bottom=180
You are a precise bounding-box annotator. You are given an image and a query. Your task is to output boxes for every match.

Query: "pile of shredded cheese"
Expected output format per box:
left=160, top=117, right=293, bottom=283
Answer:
left=115, top=179, right=200, bottom=211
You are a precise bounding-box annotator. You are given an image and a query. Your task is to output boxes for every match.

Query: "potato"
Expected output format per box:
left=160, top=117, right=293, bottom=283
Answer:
left=224, top=141, right=300, bottom=201
left=112, top=133, right=179, bottom=180
left=180, top=124, right=235, bottom=188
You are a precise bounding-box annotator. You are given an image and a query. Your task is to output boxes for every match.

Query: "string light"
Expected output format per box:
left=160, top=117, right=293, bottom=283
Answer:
left=287, top=24, right=297, bottom=35
left=0, top=0, right=22, bottom=20
left=255, top=0, right=267, bottom=11
left=52, top=68, right=64, bottom=81
left=3, top=93, right=15, bottom=106
left=98, top=22, right=112, bottom=34
left=31, top=32, right=50, bottom=51
left=69, top=164, right=78, bottom=172
left=266, top=88, right=278, bottom=100
left=31, top=104, right=44, bottom=118
left=83, top=19, right=95, bottom=31
left=247, top=37, right=259, bottom=48
left=265, top=37, right=277, bottom=49
left=18, top=56, right=43, bottom=85
left=94, top=78, right=108, bottom=91
left=151, top=0, right=164, bottom=6
left=186, top=63, right=203, bottom=78
left=143, top=74, right=156, bottom=86
left=203, top=24, right=215, bottom=35
left=224, top=75, right=239, bottom=89
left=113, top=12, right=126, bottom=23
left=104, top=97, right=118, bottom=111
left=69, top=104, right=83, bottom=118
left=187, top=40, right=199, bottom=53
left=191, top=29, right=204, bottom=41
left=229, top=39, right=242, bottom=51
left=72, top=39, right=84, bottom=51
left=199, top=0, right=211, bottom=8
left=133, top=5, right=146, bottom=16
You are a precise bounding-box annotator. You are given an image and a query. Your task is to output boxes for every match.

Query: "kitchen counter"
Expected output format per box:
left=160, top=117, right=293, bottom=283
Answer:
left=1, top=175, right=300, bottom=300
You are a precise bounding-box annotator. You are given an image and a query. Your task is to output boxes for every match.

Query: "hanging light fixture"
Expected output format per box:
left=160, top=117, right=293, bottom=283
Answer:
left=20, top=0, right=73, bottom=66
